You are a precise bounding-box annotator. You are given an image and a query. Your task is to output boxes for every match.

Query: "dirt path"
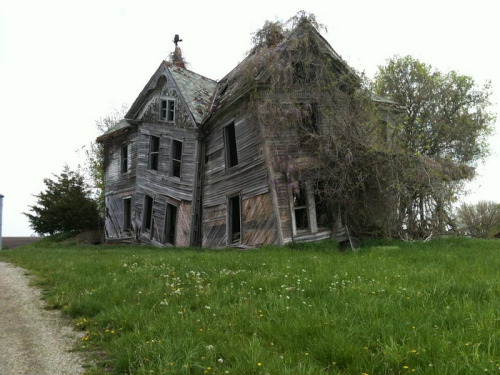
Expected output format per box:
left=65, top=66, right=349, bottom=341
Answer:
left=0, top=262, right=85, bottom=375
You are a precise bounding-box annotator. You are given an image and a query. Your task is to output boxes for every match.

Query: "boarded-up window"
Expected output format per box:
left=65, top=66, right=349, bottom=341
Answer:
left=148, top=136, right=160, bottom=171
left=160, top=99, right=175, bottom=122
left=123, top=197, right=132, bottom=231
left=164, top=203, right=177, bottom=245
left=171, top=139, right=182, bottom=178
left=224, top=122, right=238, bottom=168
left=143, top=195, right=154, bottom=233
left=228, top=195, right=241, bottom=244
left=121, top=144, right=128, bottom=174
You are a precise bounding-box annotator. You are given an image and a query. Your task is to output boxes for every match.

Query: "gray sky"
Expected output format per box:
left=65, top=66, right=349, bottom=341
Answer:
left=1, top=0, right=499, bottom=236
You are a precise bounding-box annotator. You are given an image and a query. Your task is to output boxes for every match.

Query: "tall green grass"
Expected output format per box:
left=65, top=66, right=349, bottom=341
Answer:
left=1, top=238, right=499, bottom=374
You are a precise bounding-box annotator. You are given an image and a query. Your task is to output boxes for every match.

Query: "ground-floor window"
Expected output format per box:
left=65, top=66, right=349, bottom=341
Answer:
left=143, top=195, right=154, bottom=235
left=123, top=197, right=132, bottom=231
left=164, top=203, right=178, bottom=245
left=293, top=182, right=309, bottom=232
left=227, top=195, right=241, bottom=244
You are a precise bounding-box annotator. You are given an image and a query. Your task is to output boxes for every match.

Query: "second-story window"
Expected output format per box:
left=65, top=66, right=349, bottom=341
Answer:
left=121, top=144, right=128, bottom=174
left=224, top=122, right=238, bottom=168
left=160, top=99, right=175, bottom=122
left=171, top=139, right=182, bottom=178
left=148, top=135, right=160, bottom=171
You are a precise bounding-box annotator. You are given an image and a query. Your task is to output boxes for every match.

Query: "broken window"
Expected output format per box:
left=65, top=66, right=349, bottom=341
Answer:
left=171, top=139, right=182, bottom=178
left=293, top=182, right=309, bottom=232
left=143, top=195, right=154, bottom=234
left=227, top=195, right=241, bottom=244
left=160, top=99, right=175, bottom=122
left=121, top=144, right=128, bottom=174
left=123, top=197, right=132, bottom=231
left=224, top=122, right=239, bottom=168
left=148, top=135, right=160, bottom=171
left=164, top=203, right=178, bottom=245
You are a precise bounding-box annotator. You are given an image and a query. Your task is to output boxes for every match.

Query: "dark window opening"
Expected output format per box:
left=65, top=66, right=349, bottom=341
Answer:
left=224, top=123, right=238, bottom=168
left=143, top=195, right=154, bottom=233
left=228, top=195, right=241, bottom=244
left=313, top=182, right=331, bottom=229
left=300, top=103, right=319, bottom=134
left=160, top=99, right=175, bottom=122
left=294, top=183, right=309, bottom=231
left=164, top=203, right=177, bottom=245
left=171, top=139, right=182, bottom=178
left=293, top=62, right=317, bottom=84
left=121, top=144, right=128, bottom=174
left=167, top=100, right=175, bottom=121
left=123, top=198, right=132, bottom=231
left=148, top=136, right=160, bottom=171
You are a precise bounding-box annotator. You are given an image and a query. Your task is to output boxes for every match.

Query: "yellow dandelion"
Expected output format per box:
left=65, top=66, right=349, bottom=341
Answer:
left=403, top=365, right=409, bottom=369
left=257, top=362, right=262, bottom=366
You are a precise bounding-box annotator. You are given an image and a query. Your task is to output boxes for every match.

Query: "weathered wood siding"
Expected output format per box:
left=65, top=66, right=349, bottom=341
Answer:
left=135, top=189, right=192, bottom=246
left=102, top=129, right=138, bottom=240
left=202, top=103, right=279, bottom=247
left=104, top=191, right=136, bottom=241
left=242, top=193, right=278, bottom=245
left=131, top=75, right=199, bottom=246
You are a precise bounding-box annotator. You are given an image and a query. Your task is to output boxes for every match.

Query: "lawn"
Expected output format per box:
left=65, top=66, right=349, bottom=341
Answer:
left=0, top=237, right=499, bottom=374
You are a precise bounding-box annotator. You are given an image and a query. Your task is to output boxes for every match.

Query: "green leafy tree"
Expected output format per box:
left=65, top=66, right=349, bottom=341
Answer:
left=457, top=201, right=500, bottom=238
left=25, top=166, right=101, bottom=235
left=373, top=56, right=495, bottom=237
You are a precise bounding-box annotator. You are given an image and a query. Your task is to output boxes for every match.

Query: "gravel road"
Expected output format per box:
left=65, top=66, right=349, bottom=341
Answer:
left=0, top=262, right=85, bottom=374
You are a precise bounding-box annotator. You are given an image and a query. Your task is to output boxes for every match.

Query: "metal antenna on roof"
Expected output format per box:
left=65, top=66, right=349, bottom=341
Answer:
left=173, top=34, right=183, bottom=46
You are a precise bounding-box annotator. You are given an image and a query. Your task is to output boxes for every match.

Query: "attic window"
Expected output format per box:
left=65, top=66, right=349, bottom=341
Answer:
left=224, top=122, right=239, bottom=168
left=171, top=139, right=182, bottom=178
left=293, top=62, right=316, bottom=84
left=160, top=99, right=175, bottom=122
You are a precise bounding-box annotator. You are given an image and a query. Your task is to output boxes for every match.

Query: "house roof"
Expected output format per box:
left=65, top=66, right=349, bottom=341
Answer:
left=96, top=119, right=134, bottom=142
left=208, top=19, right=352, bottom=117
left=168, top=64, right=217, bottom=124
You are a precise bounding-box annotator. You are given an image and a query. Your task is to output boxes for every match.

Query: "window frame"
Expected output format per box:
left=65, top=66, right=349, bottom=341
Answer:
left=160, top=98, right=176, bottom=122
left=224, top=122, right=239, bottom=169
left=227, top=194, right=242, bottom=245
left=147, top=135, right=160, bottom=171
left=120, top=144, right=129, bottom=174
left=143, top=194, right=154, bottom=235
left=170, top=138, right=183, bottom=178
left=123, top=197, right=132, bottom=231
left=164, top=202, right=178, bottom=245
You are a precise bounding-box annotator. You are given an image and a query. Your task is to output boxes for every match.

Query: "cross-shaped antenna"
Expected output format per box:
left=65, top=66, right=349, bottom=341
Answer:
left=173, top=34, right=183, bottom=46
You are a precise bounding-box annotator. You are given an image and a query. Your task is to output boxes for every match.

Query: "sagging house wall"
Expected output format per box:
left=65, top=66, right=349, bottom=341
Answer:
left=258, top=93, right=334, bottom=244
left=102, top=125, right=138, bottom=241
left=201, top=100, right=280, bottom=248
left=102, top=68, right=202, bottom=247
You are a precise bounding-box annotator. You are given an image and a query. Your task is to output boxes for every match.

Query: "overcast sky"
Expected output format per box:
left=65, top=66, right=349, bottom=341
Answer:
left=1, top=0, right=499, bottom=236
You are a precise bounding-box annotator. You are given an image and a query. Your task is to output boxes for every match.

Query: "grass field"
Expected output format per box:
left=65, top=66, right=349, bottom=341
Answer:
left=0, top=237, right=499, bottom=374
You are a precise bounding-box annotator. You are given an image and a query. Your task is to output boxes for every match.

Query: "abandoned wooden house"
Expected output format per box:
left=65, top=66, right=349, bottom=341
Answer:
left=97, top=19, right=391, bottom=248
